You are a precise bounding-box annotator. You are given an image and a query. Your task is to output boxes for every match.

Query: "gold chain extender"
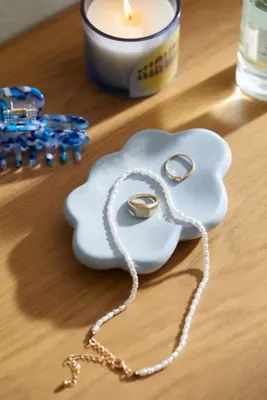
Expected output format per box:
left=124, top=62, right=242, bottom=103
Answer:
left=61, top=337, right=135, bottom=388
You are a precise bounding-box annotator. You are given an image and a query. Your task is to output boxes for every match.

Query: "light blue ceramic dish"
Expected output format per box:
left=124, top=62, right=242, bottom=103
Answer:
left=64, top=129, right=232, bottom=274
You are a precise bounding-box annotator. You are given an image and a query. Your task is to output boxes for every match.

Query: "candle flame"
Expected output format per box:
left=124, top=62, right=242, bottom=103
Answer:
left=124, top=0, right=133, bottom=20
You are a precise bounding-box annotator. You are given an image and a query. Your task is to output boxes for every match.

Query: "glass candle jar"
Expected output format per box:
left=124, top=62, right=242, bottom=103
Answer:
left=81, top=0, right=181, bottom=98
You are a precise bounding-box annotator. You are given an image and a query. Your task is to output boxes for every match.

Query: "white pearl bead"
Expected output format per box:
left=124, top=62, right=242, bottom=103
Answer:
left=183, top=321, right=190, bottom=330
left=190, top=304, right=197, bottom=312
left=184, top=323, right=191, bottom=333
left=186, top=314, right=192, bottom=322
left=162, top=360, right=169, bottom=368
left=194, top=291, right=202, bottom=300
left=178, top=344, right=184, bottom=352
left=141, top=368, right=148, bottom=376
left=199, top=282, right=206, bottom=289
left=192, top=299, right=199, bottom=307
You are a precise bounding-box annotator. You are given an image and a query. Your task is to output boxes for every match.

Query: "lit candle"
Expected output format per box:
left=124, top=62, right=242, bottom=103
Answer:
left=87, top=0, right=174, bottom=39
left=81, top=0, right=180, bottom=97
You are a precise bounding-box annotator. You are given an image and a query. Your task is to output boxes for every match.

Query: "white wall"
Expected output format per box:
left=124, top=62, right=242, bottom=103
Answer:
left=0, top=0, right=77, bottom=44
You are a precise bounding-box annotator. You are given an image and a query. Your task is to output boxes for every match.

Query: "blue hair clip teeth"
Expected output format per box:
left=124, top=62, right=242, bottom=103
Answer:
left=0, top=86, right=90, bottom=169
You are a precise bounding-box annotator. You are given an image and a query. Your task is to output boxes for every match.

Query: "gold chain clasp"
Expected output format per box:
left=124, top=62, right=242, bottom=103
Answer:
left=60, top=338, right=135, bottom=389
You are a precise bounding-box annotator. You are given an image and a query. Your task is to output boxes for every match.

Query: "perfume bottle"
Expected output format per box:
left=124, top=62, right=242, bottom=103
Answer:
left=236, top=0, right=267, bottom=101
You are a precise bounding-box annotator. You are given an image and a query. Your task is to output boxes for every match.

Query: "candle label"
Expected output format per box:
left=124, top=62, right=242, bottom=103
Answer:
left=129, top=27, right=179, bottom=98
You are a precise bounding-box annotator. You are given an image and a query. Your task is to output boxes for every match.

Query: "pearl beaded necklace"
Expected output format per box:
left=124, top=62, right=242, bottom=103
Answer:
left=61, top=168, right=210, bottom=387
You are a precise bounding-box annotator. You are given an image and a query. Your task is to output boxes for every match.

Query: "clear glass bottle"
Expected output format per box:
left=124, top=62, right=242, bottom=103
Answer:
left=236, top=0, right=267, bottom=101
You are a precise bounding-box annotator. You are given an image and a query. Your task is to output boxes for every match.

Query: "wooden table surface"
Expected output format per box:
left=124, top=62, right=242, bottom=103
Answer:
left=1, top=0, right=267, bottom=399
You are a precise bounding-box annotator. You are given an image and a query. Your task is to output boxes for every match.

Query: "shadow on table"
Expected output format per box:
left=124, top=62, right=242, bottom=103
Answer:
left=172, top=65, right=267, bottom=135
left=112, top=64, right=267, bottom=138
left=174, top=86, right=267, bottom=135
left=2, top=64, right=267, bottom=185
left=5, top=168, right=199, bottom=329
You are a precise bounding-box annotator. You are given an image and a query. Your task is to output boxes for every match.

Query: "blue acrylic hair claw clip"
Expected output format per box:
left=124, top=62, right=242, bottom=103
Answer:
left=0, top=86, right=90, bottom=169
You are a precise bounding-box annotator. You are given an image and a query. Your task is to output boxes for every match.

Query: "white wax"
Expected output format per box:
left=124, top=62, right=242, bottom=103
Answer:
left=87, top=0, right=174, bottom=39
left=84, top=0, right=176, bottom=91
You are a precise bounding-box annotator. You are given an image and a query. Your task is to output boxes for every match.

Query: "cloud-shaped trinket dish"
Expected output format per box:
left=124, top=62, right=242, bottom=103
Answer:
left=64, top=129, right=232, bottom=274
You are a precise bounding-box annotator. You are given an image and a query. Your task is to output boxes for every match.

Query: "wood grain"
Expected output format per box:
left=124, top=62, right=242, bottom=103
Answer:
left=1, top=1, right=267, bottom=399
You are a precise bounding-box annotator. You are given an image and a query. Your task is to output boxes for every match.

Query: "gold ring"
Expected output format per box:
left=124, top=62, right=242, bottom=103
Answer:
left=164, top=153, right=195, bottom=181
left=128, top=193, right=159, bottom=219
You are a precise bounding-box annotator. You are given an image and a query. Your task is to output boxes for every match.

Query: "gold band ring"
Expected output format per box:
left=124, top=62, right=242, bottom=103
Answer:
left=128, top=193, right=159, bottom=219
left=164, top=153, right=195, bottom=182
